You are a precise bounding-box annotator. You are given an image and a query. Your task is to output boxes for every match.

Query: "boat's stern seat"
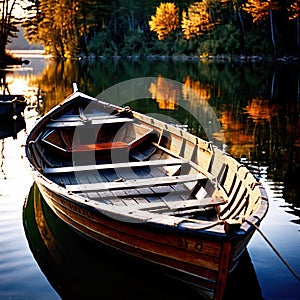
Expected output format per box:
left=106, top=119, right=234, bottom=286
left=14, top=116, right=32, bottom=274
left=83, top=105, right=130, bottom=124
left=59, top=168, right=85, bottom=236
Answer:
left=41, top=120, right=159, bottom=161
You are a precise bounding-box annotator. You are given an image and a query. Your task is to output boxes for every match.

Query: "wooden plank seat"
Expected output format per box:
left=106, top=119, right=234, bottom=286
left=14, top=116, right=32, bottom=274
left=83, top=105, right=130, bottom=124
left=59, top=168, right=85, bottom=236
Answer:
left=43, top=158, right=186, bottom=174
left=88, top=187, right=192, bottom=201
left=41, top=139, right=129, bottom=156
left=42, top=122, right=157, bottom=156
left=151, top=141, right=216, bottom=180
left=46, top=116, right=133, bottom=128
left=65, top=173, right=207, bottom=193
left=135, top=197, right=226, bottom=211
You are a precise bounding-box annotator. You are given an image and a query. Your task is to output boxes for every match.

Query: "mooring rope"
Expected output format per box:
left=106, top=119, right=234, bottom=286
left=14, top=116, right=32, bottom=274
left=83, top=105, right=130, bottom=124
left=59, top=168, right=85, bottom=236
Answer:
left=246, top=219, right=300, bottom=282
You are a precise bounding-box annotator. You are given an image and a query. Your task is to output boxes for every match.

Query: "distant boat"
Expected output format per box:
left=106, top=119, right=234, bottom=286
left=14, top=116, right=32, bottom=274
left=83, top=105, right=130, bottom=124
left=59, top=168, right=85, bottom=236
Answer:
left=0, top=114, right=26, bottom=139
left=24, top=89, right=268, bottom=300
left=0, top=94, right=27, bottom=118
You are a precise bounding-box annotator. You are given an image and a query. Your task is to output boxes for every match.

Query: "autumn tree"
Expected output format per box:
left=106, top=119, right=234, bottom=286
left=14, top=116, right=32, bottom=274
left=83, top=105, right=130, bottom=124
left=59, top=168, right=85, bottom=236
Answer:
left=242, top=0, right=281, bottom=50
left=149, top=2, right=179, bottom=40
left=0, top=0, right=20, bottom=59
left=182, top=1, right=219, bottom=40
left=21, top=0, right=300, bottom=58
left=23, top=0, right=107, bottom=59
left=23, top=0, right=79, bottom=59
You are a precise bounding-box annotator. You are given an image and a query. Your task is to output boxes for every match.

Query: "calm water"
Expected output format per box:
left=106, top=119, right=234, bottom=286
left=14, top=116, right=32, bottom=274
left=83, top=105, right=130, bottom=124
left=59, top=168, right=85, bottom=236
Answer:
left=0, top=53, right=300, bottom=299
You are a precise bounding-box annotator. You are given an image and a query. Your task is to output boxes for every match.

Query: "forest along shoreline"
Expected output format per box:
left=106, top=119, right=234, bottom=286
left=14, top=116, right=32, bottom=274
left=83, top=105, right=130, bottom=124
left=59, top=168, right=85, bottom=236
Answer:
left=2, top=1, right=300, bottom=63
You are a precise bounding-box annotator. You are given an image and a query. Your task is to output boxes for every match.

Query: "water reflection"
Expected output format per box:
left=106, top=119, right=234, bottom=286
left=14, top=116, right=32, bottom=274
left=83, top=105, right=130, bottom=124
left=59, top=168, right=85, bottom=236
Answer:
left=23, top=184, right=263, bottom=300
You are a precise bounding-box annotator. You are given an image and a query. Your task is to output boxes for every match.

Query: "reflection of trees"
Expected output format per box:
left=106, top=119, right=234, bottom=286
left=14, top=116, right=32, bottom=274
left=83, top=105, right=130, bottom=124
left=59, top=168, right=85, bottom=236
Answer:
left=244, top=98, right=275, bottom=123
left=219, top=93, right=299, bottom=209
left=182, top=76, right=213, bottom=101
left=149, top=76, right=178, bottom=110
left=30, top=60, right=83, bottom=114
left=219, top=110, right=254, bottom=158
left=183, top=72, right=299, bottom=212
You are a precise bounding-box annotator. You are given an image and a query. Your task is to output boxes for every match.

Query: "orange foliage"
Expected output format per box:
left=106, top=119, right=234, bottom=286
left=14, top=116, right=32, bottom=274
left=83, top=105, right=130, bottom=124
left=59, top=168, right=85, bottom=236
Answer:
left=149, top=3, right=179, bottom=40
left=182, top=76, right=212, bottom=101
left=288, top=1, right=300, bottom=21
left=219, top=111, right=255, bottom=158
left=242, top=0, right=280, bottom=22
left=244, top=98, right=276, bottom=123
left=182, top=1, right=217, bottom=39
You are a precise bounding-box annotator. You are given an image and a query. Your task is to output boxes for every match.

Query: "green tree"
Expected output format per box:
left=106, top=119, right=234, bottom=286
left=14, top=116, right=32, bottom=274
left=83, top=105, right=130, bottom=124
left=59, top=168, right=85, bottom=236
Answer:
left=218, top=0, right=245, bottom=33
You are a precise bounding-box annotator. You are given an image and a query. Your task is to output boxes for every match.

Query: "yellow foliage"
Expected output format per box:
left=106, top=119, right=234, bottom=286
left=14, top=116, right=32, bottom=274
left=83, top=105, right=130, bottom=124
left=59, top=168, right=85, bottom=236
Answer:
left=148, top=75, right=179, bottom=110
left=242, top=0, right=280, bottom=23
left=182, top=76, right=212, bottom=101
left=149, top=3, right=179, bottom=40
left=182, top=1, right=217, bottom=40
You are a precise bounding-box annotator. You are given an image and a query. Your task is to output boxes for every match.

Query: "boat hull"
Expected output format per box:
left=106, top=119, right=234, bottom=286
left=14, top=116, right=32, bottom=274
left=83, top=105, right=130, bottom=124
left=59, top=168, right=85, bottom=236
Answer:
left=0, top=97, right=27, bottom=117
left=35, top=179, right=256, bottom=299
left=23, top=184, right=264, bottom=300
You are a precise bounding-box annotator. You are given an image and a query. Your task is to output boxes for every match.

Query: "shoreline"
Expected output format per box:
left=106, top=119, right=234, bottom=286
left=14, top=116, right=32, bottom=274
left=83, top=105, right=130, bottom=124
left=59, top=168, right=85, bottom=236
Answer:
left=77, top=53, right=300, bottom=64
left=5, top=49, right=300, bottom=65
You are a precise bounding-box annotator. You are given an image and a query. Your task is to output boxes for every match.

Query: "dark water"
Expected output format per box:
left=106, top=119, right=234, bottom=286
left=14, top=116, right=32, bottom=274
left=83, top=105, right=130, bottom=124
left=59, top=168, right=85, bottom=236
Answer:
left=0, top=53, right=300, bottom=299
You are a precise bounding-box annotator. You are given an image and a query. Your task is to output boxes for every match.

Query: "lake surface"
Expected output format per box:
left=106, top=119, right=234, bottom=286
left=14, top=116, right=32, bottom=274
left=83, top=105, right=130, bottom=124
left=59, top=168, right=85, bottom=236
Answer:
left=0, top=52, right=300, bottom=299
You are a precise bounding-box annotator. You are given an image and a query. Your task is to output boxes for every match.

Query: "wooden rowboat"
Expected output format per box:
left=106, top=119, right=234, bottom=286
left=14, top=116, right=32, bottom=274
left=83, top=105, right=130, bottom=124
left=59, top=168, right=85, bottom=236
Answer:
left=0, top=114, right=26, bottom=139
left=24, top=88, right=268, bottom=299
left=0, top=94, right=27, bottom=117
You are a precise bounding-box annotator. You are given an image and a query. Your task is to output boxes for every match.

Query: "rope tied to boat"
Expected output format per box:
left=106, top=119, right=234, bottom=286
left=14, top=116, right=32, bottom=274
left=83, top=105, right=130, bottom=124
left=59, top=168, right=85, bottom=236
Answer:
left=12, top=97, right=27, bottom=103
left=117, top=106, right=133, bottom=118
left=246, top=219, right=300, bottom=282
left=178, top=216, right=300, bottom=282
left=176, top=219, right=224, bottom=229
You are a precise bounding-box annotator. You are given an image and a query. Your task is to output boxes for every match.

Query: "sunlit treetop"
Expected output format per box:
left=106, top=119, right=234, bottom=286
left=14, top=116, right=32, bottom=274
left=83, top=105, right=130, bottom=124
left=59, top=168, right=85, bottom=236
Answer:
left=149, top=2, right=179, bottom=40
left=288, top=1, right=300, bottom=21
left=182, top=1, right=219, bottom=40
left=242, top=0, right=280, bottom=22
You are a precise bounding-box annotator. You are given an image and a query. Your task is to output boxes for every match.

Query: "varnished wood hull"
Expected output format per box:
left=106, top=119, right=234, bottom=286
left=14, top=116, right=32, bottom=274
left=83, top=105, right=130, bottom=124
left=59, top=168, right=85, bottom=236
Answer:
left=35, top=179, right=256, bottom=299
left=24, top=90, right=269, bottom=300
left=23, top=184, right=264, bottom=300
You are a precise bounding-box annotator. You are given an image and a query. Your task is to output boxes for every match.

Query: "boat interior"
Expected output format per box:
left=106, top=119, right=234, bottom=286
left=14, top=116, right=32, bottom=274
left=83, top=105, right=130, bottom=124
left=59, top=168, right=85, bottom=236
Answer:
left=27, top=97, right=267, bottom=224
